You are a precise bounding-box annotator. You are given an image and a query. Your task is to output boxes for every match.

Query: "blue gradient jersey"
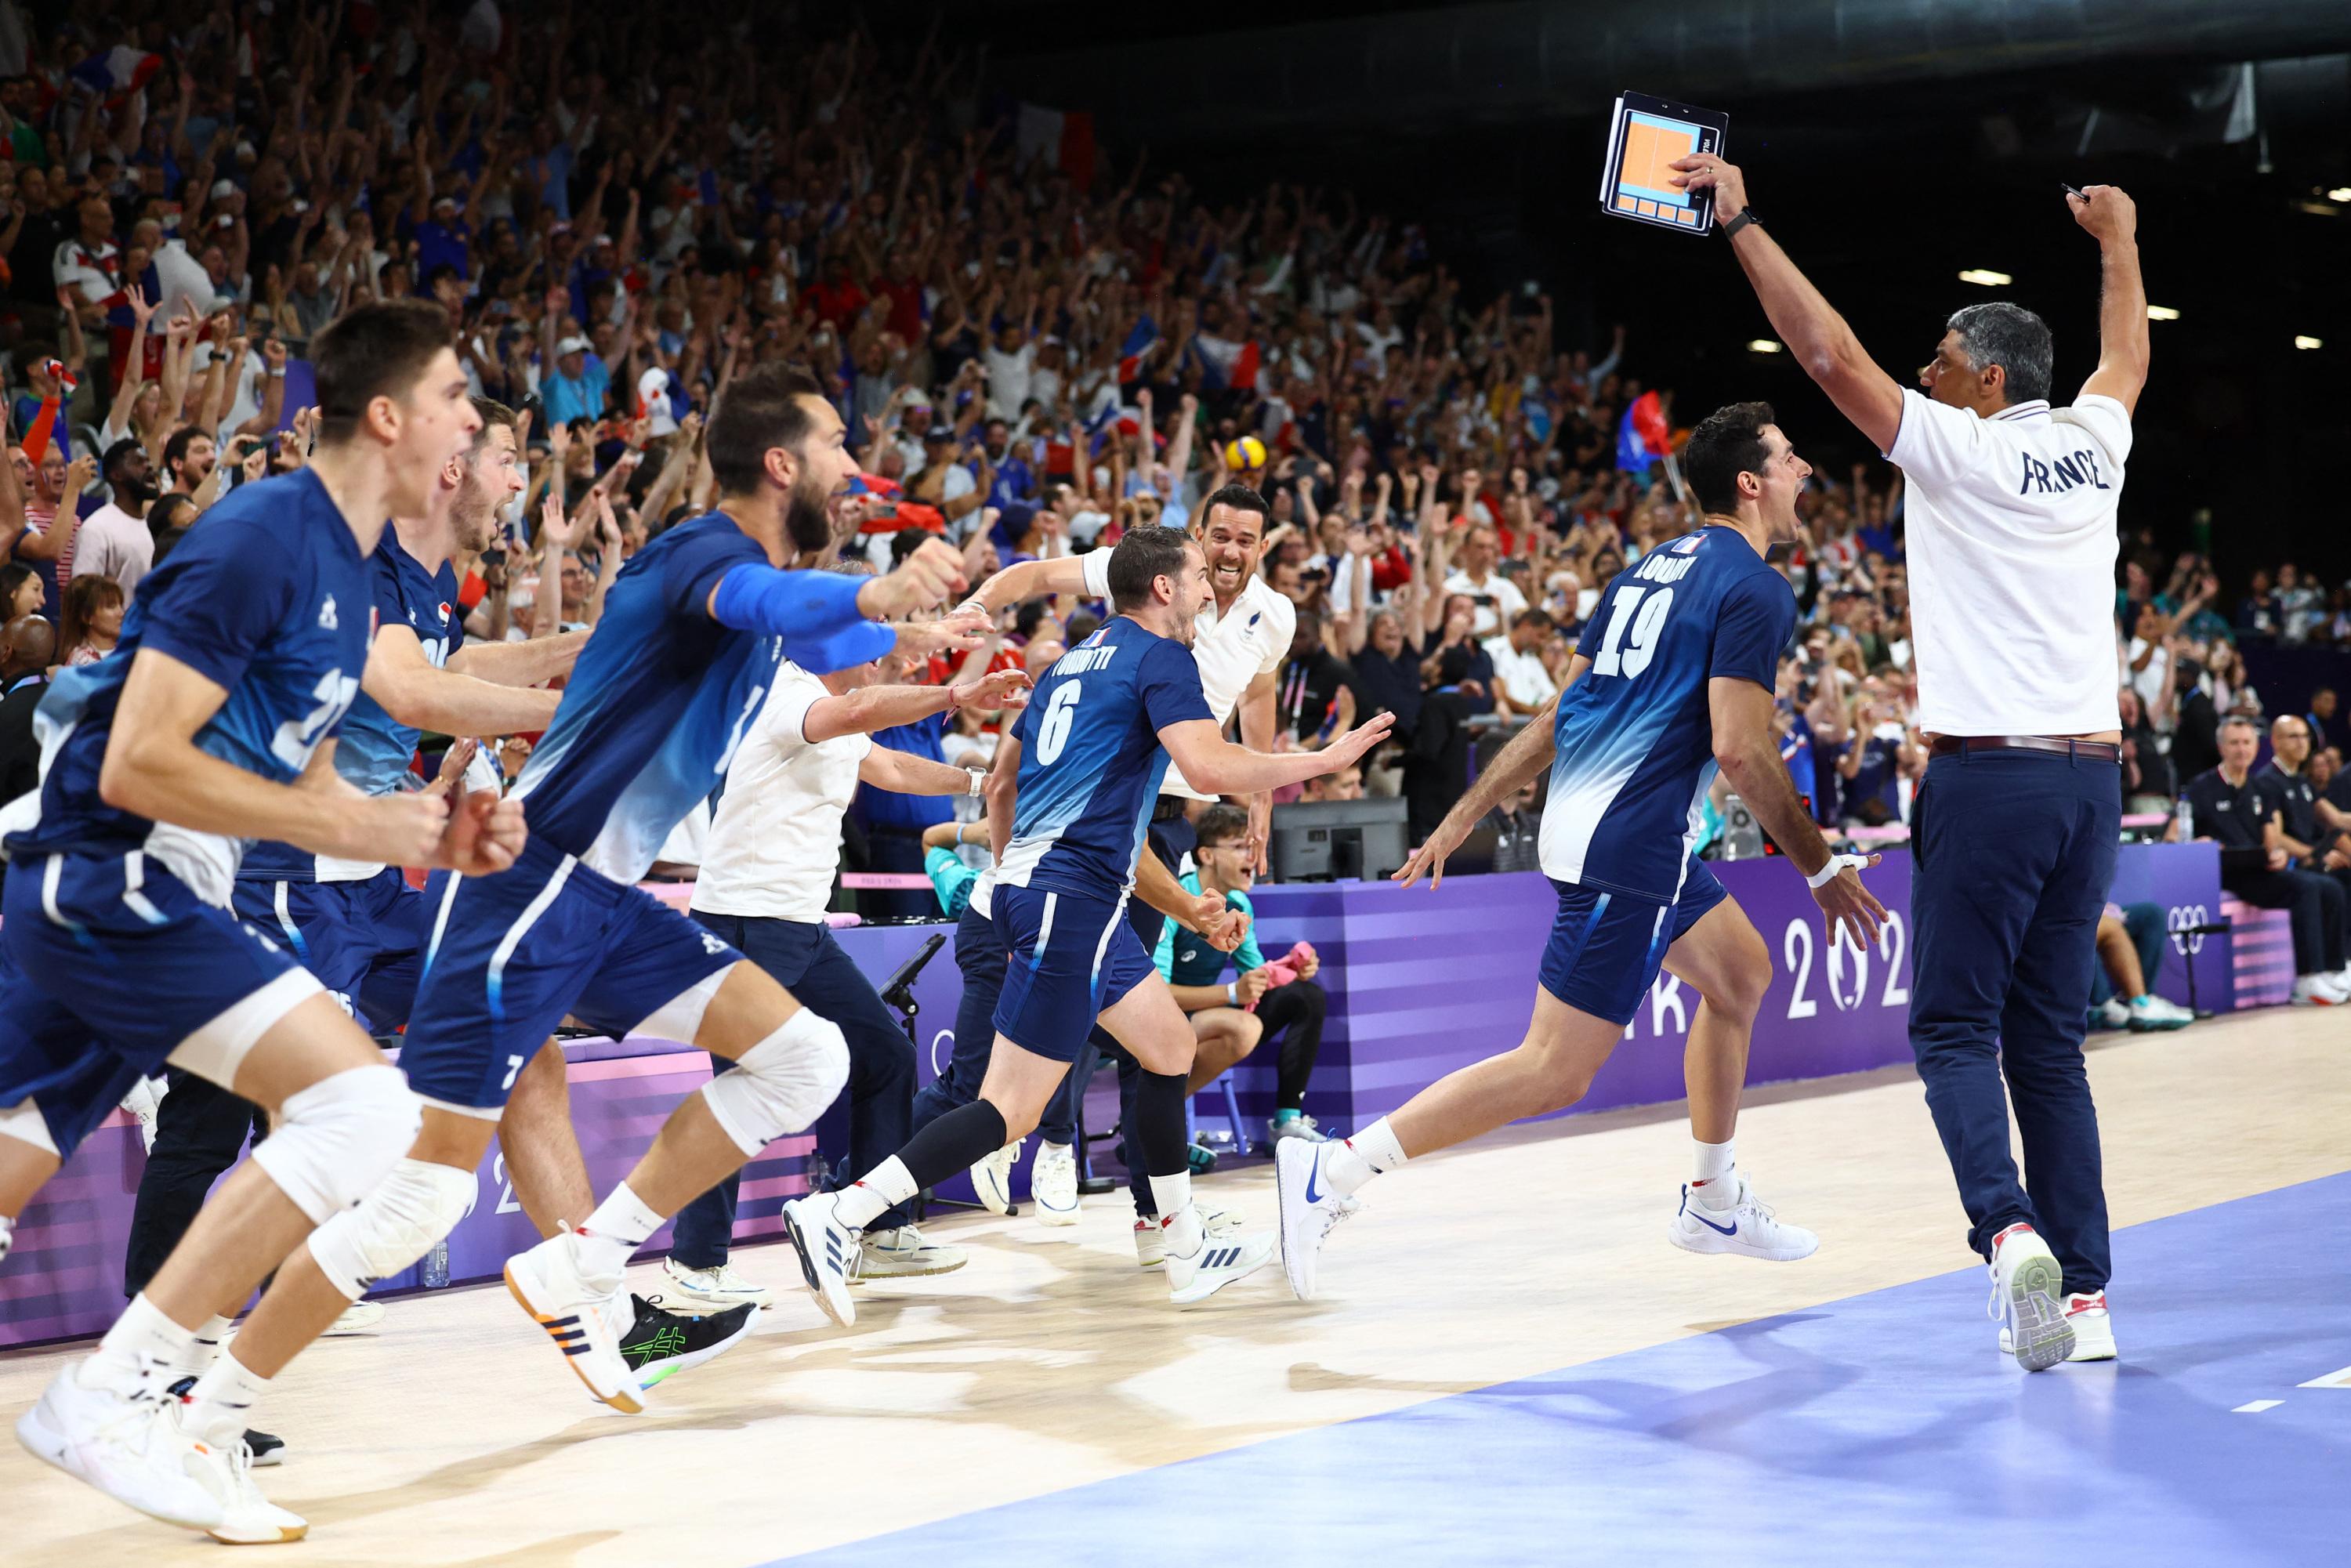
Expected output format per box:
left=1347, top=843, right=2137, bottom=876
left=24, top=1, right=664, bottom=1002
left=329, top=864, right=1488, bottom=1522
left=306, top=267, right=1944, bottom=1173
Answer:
left=6, top=468, right=374, bottom=904
left=241, top=529, right=462, bottom=882
left=998, top=617, right=1213, bottom=896
left=509, top=512, right=884, bottom=883
left=1541, top=527, right=1795, bottom=902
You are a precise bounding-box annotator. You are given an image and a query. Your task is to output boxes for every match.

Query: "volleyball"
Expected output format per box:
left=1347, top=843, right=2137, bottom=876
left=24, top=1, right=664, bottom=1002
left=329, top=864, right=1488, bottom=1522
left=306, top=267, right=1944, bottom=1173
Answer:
left=1223, top=435, right=1268, bottom=471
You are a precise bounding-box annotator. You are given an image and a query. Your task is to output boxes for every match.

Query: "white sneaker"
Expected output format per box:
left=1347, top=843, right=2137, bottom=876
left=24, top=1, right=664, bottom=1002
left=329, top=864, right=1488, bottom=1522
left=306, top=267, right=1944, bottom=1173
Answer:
left=1135, top=1202, right=1243, bottom=1268
left=970, top=1137, right=1022, bottom=1215
left=1163, top=1215, right=1275, bottom=1305
left=2095, top=996, right=2132, bottom=1030
left=2291, top=972, right=2349, bottom=1006
left=1999, top=1291, right=2117, bottom=1363
left=859, top=1225, right=966, bottom=1279
left=183, top=1425, right=307, bottom=1544
left=504, top=1233, right=644, bottom=1414
left=781, top=1190, right=860, bottom=1327
left=2125, top=994, right=2193, bottom=1031
left=324, top=1298, right=386, bottom=1334
left=1665, top=1178, right=1820, bottom=1261
left=1273, top=1137, right=1361, bottom=1302
left=661, top=1255, right=773, bottom=1312
left=15, top=1362, right=226, bottom=1531
left=1985, top=1223, right=2075, bottom=1372
left=1031, top=1141, right=1081, bottom=1226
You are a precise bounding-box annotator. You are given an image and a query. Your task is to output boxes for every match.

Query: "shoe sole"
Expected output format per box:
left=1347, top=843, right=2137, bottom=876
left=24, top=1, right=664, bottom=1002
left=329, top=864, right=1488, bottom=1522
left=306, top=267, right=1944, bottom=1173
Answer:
left=780, top=1202, right=857, bottom=1327
left=854, top=1255, right=969, bottom=1280
left=1665, top=1219, right=1818, bottom=1262
left=503, top=1262, right=645, bottom=1415
left=1031, top=1200, right=1081, bottom=1227
left=15, top=1399, right=228, bottom=1531
left=208, top=1515, right=308, bottom=1544
left=2004, top=1252, right=2078, bottom=1372
left=1273, top=1141, right=1319, bottom=1302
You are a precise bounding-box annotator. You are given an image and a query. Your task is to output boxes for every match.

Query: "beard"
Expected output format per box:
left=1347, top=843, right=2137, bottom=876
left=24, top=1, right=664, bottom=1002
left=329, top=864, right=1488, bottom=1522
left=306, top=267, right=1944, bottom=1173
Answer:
left=785, top=473, right=833, bottom=555
left=451, top=480, right=499, bottom=554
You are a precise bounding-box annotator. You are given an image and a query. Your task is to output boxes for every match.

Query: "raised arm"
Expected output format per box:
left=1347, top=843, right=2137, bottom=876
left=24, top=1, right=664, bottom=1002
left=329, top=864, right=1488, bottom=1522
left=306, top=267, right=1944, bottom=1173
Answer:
left=961, top=552, right=1090, bottom=614
left=2068, top=186, right=2147, bottom=415
left=1157, top=708, right=1393, bottom=798
left=806, top=667, right=1031, bottom=744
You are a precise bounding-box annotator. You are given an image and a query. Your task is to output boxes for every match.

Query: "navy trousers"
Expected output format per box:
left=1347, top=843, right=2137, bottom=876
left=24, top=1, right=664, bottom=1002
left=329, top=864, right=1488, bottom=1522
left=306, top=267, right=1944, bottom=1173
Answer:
left=908, top=903, right=1009, bottom=1134
left=672, top=915, right=915, bottom=1266
left=1910, top=746, right=2119, bottom=1294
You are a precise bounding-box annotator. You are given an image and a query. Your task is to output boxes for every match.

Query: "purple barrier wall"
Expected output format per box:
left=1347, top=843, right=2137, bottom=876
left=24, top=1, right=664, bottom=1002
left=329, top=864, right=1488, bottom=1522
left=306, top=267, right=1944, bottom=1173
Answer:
left=0, top=845, right=2226, bottom=1348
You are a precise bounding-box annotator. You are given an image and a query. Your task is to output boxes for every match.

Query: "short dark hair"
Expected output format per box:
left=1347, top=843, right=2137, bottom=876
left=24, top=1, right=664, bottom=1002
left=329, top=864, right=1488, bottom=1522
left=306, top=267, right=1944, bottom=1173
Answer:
left=1195, top=803, right=1251, bottom=848
left=1107, top=524, right=1197, bottom=611
left=1195, top=483, right=1270, bottom=538
left=147, top=493, right=197, bottom=538
left=161, top=424, right=211, bottom=476
left=471, top=396, right=518, bottom=436
left=1510, top=607, right=1554, bottom=633
left=1945, top=302, right=2052, bottom=405
left=708, top=362, right=829, bottom=496
left=100, top=436, right=143, bottom=479
left=312, top=299, right=455, bottom=439
left=1683, top=401, right=1777, bottom=516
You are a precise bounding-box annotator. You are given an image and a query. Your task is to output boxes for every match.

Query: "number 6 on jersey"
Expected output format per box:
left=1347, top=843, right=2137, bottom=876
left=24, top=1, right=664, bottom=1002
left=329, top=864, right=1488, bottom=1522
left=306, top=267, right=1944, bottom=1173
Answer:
left=1035, top=681, right=1082, bottom=763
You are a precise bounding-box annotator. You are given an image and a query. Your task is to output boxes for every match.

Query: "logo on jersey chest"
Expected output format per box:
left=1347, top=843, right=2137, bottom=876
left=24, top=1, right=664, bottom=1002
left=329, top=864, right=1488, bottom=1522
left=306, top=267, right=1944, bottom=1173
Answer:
left=2016, top=448, right=2110, bottom=496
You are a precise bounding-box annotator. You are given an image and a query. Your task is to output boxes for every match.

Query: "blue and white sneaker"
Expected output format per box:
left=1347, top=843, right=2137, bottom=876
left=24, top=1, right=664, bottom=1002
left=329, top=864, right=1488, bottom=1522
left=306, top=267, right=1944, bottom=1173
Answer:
left=781, top=1191, right=860, bottom=1327
left=1665, top=1176, right=1818, bottom=1262
left=970, top=1138, right=1022, bottom=1216
left=1164, top=1217, right=1275, bottom=1305
left=1274, top=1138, right=1361, bottom=1302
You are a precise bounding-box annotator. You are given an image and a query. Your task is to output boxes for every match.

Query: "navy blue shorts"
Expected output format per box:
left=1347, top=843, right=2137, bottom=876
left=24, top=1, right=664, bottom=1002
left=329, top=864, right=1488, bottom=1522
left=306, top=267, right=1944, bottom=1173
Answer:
left=0, top=849, right=322, bottom=1157
left=231, top=867, right=426, bottom=1031
left=399, top=835, right=740, bottom=1114
left=991, top=882, right=1157, bottom=1063
left=1538, top=858, right=1729, bottom=1026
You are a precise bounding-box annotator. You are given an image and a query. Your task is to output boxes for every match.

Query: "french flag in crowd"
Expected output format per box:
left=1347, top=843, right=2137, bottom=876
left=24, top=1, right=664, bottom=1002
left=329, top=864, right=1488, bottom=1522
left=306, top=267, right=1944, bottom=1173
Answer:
left=1117, top=315, right=1158, bottom=384
left=1190, top=335, right=1261, bottom=393
left=72, top=48, right=162, bottom=103
left=1616, top=389, right=1670, bottom=475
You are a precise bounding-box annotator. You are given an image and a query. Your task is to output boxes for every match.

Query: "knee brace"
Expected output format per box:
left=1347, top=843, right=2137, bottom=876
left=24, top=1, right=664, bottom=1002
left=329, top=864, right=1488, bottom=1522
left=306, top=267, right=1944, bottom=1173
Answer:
left=248, top=1064, right=420, bottom=1224
left=306, top=1157, right=479, bottom=1301
left=700, top=1009, right=849, bottom=1156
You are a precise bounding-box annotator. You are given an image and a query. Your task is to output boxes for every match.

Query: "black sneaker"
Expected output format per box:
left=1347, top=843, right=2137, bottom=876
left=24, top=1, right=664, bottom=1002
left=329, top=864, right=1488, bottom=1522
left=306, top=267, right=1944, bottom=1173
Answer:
left=617, top=1295, right=756, bottom=1387
left=166, top=1374, right=286, bottom=1466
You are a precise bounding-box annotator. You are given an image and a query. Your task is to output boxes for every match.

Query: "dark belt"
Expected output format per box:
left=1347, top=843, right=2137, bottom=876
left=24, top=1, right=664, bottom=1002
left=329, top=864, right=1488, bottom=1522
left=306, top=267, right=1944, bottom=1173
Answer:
left=1153, top=794, right=1192, bottom=823
left=1929, top=735, right=2120, bottom=763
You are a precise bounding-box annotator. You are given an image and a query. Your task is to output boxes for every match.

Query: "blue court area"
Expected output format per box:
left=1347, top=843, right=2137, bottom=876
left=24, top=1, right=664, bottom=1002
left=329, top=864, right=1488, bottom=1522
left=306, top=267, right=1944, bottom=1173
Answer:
left=781, top=1175, right=2351, bottom=1567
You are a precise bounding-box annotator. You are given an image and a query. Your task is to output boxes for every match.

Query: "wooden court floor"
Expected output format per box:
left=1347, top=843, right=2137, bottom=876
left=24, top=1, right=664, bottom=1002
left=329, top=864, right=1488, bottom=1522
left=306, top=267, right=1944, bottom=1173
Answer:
left=5, top=1008, right=2345, bottom=1566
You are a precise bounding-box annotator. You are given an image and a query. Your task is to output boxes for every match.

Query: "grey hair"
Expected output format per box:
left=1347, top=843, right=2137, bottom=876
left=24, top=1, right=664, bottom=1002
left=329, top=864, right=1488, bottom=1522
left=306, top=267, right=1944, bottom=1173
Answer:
left=1945, top=302, right=2052, bottom=405
left=2220, top=713, right=2261, bottom=737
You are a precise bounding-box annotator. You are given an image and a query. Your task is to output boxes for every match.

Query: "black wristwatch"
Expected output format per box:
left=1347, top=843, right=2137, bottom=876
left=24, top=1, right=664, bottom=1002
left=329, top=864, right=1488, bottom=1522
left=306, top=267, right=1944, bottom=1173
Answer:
left=1721, top=206, right=1759, bottom=239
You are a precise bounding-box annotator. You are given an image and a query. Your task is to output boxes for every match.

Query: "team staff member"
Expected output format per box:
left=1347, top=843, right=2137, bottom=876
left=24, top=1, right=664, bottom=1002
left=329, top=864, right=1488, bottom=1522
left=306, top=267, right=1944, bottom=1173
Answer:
left=2258, top=714, right=2351, bottom=898
left=2183, top=715, right=2350, bottom=1005
left=1675, top=150, right=2146, bottom=1370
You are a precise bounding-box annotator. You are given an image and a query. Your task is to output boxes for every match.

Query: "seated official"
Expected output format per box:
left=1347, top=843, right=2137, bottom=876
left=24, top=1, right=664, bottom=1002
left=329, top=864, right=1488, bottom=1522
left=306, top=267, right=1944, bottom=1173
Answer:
left=2183, top=715, right=2351, bottom=1005
left=1152, top=806, right=1329, bottom=1147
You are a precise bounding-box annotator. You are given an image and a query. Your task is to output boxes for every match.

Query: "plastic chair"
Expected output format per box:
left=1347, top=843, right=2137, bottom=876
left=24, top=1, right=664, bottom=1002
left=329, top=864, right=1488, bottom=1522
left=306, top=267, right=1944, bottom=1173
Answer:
left=1209, top=1070, right=1252, bottom=1158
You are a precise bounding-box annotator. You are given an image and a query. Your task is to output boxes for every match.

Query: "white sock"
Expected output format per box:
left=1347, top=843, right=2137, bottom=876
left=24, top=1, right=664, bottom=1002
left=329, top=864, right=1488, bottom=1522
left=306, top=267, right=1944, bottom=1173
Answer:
left=1323, top=1117, right=1408, bottom=1198
left=181, top=1347, right=270, bottom=1449
left=1149, top=1174, right=1201, bottom=1257
left=1692, top=1139, right=1738, bottom=1210
left=575, top=1182, right=665, bottom=1284
left=81, top=1293, right=195, bottom=1393
left=166, top=1314, right=235, bottom=1383
left=835, top=1157, right=918, bottom=1229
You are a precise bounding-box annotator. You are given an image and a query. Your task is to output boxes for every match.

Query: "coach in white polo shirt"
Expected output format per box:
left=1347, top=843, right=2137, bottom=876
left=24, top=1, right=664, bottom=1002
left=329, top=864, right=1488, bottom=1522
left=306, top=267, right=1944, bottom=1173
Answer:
left=661, top=651, right=1031, bottom=1305
left=1677, top=151, right=2146, bottom=1373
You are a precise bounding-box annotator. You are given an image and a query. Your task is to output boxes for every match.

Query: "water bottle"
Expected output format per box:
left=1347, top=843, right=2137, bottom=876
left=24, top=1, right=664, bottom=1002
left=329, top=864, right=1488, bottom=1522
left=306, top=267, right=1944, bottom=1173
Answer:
left=804, top=1150, right=831, bottom=1195
left=422, top=1237, right=450, bottom=1289
left=2175, top=795, right=2193, bottom=843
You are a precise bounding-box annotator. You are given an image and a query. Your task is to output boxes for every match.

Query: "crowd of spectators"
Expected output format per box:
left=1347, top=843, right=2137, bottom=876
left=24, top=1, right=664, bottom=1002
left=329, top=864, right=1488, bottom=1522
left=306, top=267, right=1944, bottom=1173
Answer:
left=4, top=0, right=2351, bottom=949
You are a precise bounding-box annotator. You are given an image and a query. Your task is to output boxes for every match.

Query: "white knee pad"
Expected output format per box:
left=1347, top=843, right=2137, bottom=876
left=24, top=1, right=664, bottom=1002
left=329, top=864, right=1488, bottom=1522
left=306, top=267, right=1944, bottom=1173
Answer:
left=700, top=1009, right=849, bottom=1156
left=306, top=1158, right=479, bottom=1301
left=249, top=1064, right=420, bottom=1224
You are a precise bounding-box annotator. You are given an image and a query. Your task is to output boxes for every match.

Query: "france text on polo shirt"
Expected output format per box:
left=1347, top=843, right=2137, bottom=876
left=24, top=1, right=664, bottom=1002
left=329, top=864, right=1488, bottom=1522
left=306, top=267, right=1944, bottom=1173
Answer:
left=1885, top=387, right=2129, bottom=738
left=1544, top=527, right=1795, bottom=904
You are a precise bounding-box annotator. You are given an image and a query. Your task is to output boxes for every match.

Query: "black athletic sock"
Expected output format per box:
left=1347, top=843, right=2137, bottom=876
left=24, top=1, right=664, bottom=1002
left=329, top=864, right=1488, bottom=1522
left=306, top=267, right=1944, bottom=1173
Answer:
left=835, top=1099, right=1011, bottom=1228
left=1132, top=1070, right=1190, bottom=1178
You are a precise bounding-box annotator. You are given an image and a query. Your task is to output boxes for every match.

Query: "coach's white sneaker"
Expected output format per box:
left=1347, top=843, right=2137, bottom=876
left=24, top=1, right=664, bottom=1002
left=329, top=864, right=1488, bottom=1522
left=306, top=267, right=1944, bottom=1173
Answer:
left=970, top=1138, right=1022, bottom=1215
left=1274, top=1137, right=1361, bottom=1302
left=781, top=1190, right=859, bottom=1327
left=185, top=1428, right=307, bottom=1544
left=2000, top=1291, right=2117, bottom=1363
left=1031, top=1141, right=1081, bottom=1226
left=1666, top=1177, right=1819, bottom=1261
left=325, top=1298, right=386, bottom=1334
left=1986, top=1222, right=2076, bottom=1372
left=859, top=1225, right=966, bottom=1279
left=2291, top=972, right=2349, bottom=1006
left=121, top=1075, right=167, bottom=1154
left=16, top=1362, right=226, bottom=1531
left=505, top=1233, right=645, bottom=1414
left=1165, top=1217, right=1274, bottom=1305
left=2126, top=994, right=2193, bottom=1031
left=661, top=1256, right=774, bottom=1312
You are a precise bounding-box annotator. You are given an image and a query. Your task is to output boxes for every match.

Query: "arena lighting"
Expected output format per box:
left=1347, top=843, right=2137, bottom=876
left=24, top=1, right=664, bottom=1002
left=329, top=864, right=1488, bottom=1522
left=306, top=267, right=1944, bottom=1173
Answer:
left=1956, top=268, right=2012, bottom=286
left=2296, top=201, right=2342, bottom=216
left=1748, top=339, right=1784, bottom=353
left=2295, top=335, right=2324, bottom=350
left=2146, top=306, right=2181, bottom=321
left=2329, top=186, right=2351, bottom=201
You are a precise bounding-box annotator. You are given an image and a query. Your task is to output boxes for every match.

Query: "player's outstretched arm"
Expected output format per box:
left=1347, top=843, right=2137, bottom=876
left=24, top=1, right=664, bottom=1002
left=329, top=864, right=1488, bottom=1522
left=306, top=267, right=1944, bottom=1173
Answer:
left=102, top=649, right=451, bottom=865
left=1157, top=710, right=1395, bottom=798
left=1668, top=154, right=1904, bottom=455
left=444, top=628, right=589, bottom=686
left=2068, top=185, right=2147, bottom=415
left=1708, top=675, right=1883, bottom=951
left=1393, top=674, right=1573, bottom=889
left=364, top=623, right=562, bottom=737
left=810, top=667, right=1031, bottom=744
left=958, top=554, right=1089, bottom=614
left=708, top=537, right=970, bottom=673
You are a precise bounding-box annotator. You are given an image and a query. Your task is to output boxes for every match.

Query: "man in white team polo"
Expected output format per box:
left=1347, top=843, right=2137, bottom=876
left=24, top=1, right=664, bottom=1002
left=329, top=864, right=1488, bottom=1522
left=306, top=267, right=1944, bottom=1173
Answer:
left=1674, top=150, right=2146, bottom=1373
left=962, top=482, right=1297, bottom=1213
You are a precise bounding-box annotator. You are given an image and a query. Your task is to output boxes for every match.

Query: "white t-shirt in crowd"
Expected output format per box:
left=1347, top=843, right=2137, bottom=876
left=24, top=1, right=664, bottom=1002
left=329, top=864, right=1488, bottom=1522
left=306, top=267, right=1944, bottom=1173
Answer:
left=2125, top=636, right=2173, bottom=733
left=693, top=665, right=871, bottom=922
left=1081, top=551, right=1295, bottom=800
left=74, top=502, right=154, bottom=596
left=1886, top=388, right=2128, bottom=737
left=1443, top=567, right=1527, bottom=639
left=1483, top=633, right=1558, bottom=710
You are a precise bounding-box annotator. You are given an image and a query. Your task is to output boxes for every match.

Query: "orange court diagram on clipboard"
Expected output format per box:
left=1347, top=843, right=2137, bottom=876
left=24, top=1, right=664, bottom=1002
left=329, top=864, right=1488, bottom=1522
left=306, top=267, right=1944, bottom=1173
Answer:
left=1600, top=92, right=1727, bottom=235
